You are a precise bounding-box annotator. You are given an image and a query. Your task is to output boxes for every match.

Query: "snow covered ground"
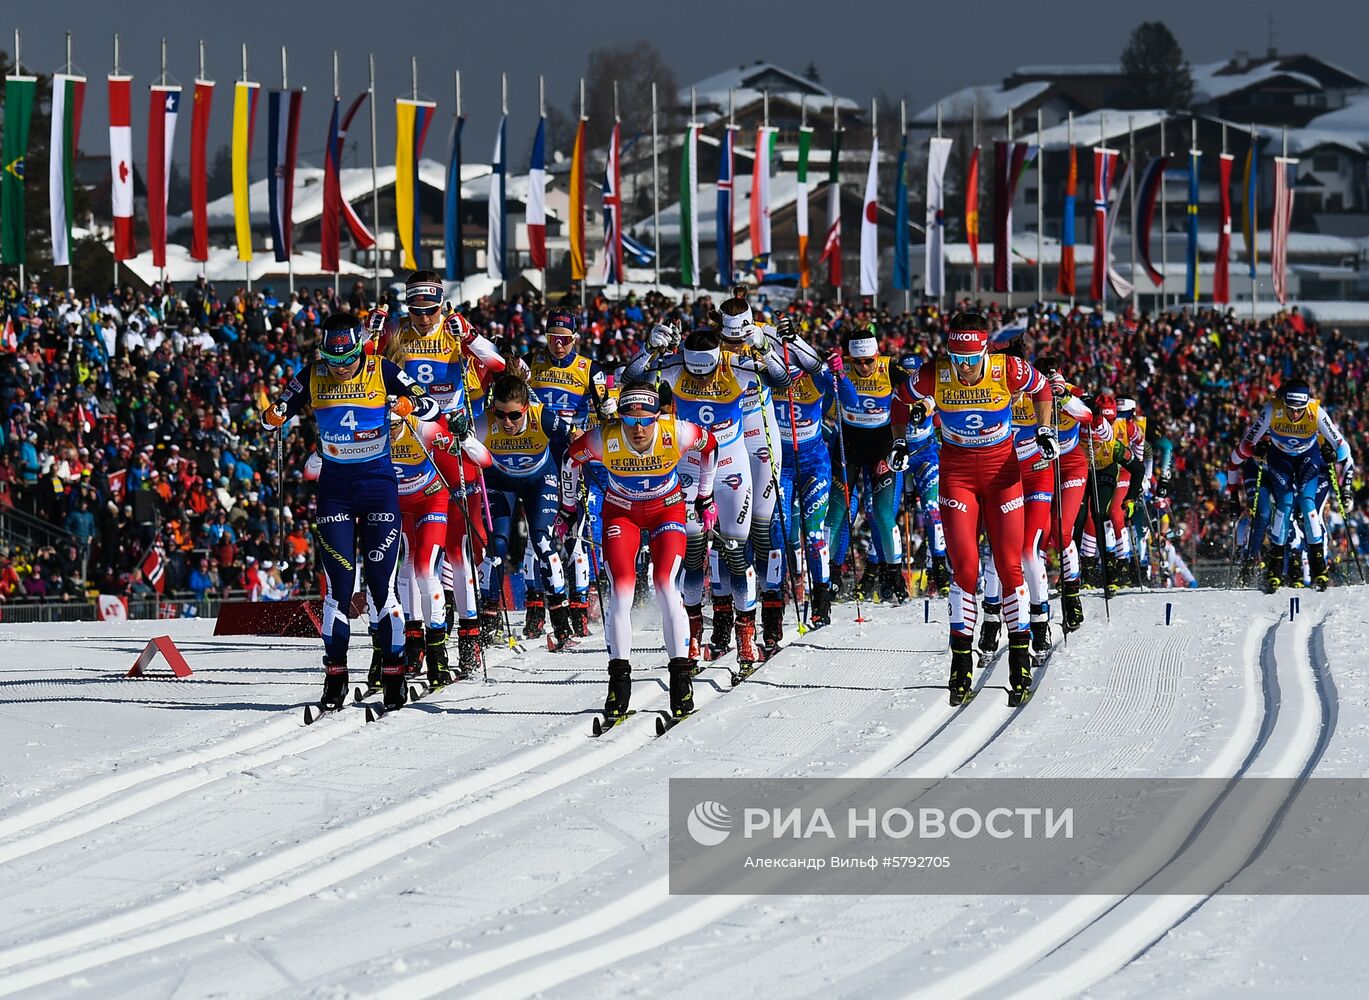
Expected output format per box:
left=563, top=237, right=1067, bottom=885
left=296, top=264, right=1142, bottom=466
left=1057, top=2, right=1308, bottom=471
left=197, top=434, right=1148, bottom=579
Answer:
left=0, top=587, right=1365, bottom=999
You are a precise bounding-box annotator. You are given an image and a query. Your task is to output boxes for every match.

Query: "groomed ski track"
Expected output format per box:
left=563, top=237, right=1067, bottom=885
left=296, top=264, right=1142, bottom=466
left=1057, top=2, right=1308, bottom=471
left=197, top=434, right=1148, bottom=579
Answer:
left=0, top=587, right=1361, bottom=999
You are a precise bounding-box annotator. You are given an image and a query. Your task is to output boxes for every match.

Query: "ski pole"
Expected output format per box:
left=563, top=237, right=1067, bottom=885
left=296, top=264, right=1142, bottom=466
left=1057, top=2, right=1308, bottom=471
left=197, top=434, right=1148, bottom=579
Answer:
left=781, top=340, right=813, bottom=622
left=833, top=412, right=866, bottom=624
left=1085, top=427, right=1111, bottom=621
left=1050, top=398, right=1068, bottom=647
left=1330, top=466, right=1366, bottom=584
left=759, top=379, right=808, bottom=634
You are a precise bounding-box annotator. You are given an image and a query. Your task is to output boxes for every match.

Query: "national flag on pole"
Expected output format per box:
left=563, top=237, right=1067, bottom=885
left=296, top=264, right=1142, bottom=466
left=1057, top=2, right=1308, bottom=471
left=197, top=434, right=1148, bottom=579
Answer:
left=108, top=76, right=136, bottom=261
left=893, top=133, right=909, bottom=290
left=1271, top=156, right=1296, bottom=305
left=1214, top=153, right=1234, bottom=304
left=602, top=121, right=622, bottom=285
left=321, top=92, right=375, bottom=274
left=923, top=136, right=952, bottom=297
left=1090, top=147, right=1118, bottom=303
left=859, top=135, right=879, bottom=297
left=140, top=543, right=167, bottom=594
left=820, top=126, right=842, bottom=288
left=48, top=74, right=86, bottom=268
left=189, top=80, right=214, bottom=262
left=1135, top=155, right=1168, bottom=287
left=2, top=314, right=16, bottom=351
left=680, top=122, right=700, bottom=287
left=716, top=125, right=735, bottom=286
left=396, top=97, right=436, bottom=271
left=966, top=146, right=980, bottom=278
left=443, top=110, right=466, bottom=282
left=749, top=126, right=774, bottom=264
left=1105, top=159, right=1133, bottom=300
left=1185, top=147, right=1201, bottom=302
left=266, top=89, right=302, bottom=263
left=1243, top=134, right=1259, bottom=279
left=992, top=141, right=1029, bottom=293
left=796, top=125, right=812, bottom=289
left=1, top=74, right=35, bottom=265
left=146, top=84, right=181, bottom=268
left=232, top=80, right=260, bottom=262
left=1057, top=145, right=1077, bottom=296
left=486, top=113, right=507, bottom=281
left=569, top=118, right=587, bottom=283
left=527, top=117, right=548, bottom=270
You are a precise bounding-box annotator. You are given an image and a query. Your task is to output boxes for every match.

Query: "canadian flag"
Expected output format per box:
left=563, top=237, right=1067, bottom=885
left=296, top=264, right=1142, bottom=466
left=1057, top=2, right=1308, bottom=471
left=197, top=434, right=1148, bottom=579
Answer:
left=109, top=76, right=136, bottom=260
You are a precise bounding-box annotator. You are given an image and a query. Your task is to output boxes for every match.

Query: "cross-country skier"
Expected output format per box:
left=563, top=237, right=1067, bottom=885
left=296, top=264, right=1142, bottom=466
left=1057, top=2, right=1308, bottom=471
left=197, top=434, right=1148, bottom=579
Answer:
left=898, top=364, right=951, bottom=595
left=1034, top=356, right=1093, bottom=632
left=894, top=312, right=1053, bottom=706
left=559, top=384, right=717, bottom=721
left=264, top=313, right=441, bottom=711
left=1228, top=377, right=1353, bottom=593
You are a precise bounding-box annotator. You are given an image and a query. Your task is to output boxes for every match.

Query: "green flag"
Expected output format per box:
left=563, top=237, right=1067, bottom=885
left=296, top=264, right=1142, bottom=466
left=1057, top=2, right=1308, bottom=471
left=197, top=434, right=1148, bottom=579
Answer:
left=2, top=75, right=37, bottom=265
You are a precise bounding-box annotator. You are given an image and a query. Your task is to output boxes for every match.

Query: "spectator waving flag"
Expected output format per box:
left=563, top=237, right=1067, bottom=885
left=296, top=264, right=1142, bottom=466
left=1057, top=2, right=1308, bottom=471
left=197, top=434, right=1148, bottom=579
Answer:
left=189, top=79, right=214, bottom=262
left=602, top=121, right=622, bottom=285
left=147, top=84, right=181, bottom=268
left=527, top=117, right=547, bottom=270
left=49, top=73, right=86, bottom=268
left=267, top=89, right=302, bottom=263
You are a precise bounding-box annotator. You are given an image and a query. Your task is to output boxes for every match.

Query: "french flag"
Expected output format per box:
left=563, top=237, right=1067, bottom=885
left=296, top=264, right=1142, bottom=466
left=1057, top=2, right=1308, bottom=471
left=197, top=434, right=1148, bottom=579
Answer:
left=527, top=117, right=547, bottom=270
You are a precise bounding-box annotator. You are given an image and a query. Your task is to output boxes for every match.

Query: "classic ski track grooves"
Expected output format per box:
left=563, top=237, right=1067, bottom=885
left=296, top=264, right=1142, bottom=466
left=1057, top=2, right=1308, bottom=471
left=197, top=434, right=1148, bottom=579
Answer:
left=904, top=604, right=1332, bottom=1000
left=368, top=630, right=1031, bottom=998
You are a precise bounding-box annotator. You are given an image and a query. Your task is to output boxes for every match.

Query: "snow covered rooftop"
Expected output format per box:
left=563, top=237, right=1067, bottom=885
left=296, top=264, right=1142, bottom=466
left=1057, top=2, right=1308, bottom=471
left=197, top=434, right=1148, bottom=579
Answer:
left=1032, top=110, right=1170, bottom=149
left=1191, top=60, right=1325, bottom=104
left=912, top=82, right=1050, bottom=126
left=119, top=243, right=374, bottom=286
left=682, top=62, right=859, bottom=120
left=1305, top=92, right=1369, bottom=141
left=1011, top=64, right=1121, bottom=77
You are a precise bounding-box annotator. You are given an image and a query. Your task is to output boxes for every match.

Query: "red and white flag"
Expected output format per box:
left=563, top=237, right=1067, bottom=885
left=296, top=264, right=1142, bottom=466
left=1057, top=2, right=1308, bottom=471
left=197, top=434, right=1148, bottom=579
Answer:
left=147, top=84, right=181, bottom=268
left=1271, top=156, right=1297, bottom=304
left=527, top=117, right=547, bottom=269
left=141, top=543, right=166, bottom=594
left=858, top=136, right=879, bottom=297
left=749, top=126, right=773, bottom=261
left=108, top=76, right=136, bottom=260
left=1214, top=153, right=1234, bottom=304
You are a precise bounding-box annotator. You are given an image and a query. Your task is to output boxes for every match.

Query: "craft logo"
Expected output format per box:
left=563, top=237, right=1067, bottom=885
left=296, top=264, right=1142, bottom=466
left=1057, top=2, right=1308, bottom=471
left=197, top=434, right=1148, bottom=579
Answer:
left=687, top=801, right=733, bottom=846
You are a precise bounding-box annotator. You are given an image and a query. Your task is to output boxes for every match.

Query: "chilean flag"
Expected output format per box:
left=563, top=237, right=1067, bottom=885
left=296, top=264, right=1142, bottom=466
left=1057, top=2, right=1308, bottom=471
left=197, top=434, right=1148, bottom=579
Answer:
left=527, top=117, right=547, bottom=269
left=146, top=85, right=180, bottom=268
left=108, top=76, right=136, bottom=261
left=602, top=121, right=622, bottom=284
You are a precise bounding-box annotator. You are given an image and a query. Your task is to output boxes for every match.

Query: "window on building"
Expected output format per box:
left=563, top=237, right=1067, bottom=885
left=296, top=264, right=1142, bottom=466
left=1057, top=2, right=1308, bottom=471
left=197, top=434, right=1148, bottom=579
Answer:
left=1312, top=153, right=1340, bottom=173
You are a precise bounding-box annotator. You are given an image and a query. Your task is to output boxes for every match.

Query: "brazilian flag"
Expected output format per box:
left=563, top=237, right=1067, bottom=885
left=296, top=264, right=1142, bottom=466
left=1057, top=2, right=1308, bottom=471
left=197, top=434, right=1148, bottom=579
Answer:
left=1, top=74, right=36, bottom=265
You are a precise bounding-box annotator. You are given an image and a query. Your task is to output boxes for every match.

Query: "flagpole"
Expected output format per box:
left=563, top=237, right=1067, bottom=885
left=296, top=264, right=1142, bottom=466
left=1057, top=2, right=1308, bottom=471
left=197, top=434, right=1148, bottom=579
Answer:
left=1250, top=121, right=1257, bottom=319
left=833, top=95, right=841, bottom=307
left=692, top=85, right=700, bottom=297
left=1006, top=107, right=1013, bottom=312
left=652, top=82, right=660, bottom=291
left=282, top=46, right=295, bottom=297
left=1098, top=110, right=1105, bottom=312
left=906, top=99, right=913, bottom=314
left=332, top=50, right=340, bottom=292
left=10, top=29, right=22, bottom=291
left=368, top=53, right=380, bottom=304
left=1160, top=116, right=1168, bottom=311
left=198, top=40, right=208, bottom=281
left=579, top=77, right=586, bottom=308
left=1191, top=115, right=1199, bottom=309
left=1067, top=111, right=1075, bottom=310
left=538, top=73, right=547, bottom=299
left=66, top=31, right=75, bottom=289
left=1036, top=108, right=1044, bottom=305
left=158, top=38, right=169, bottom=286
left=242, top=43, right=252, bottom=293
left=797, top=92, right=805, bottom=303
left=455, top=68, right=463, bottom=302
left=112, top=32, right=120, bottom=289
left=1128, top=114, right=1136, bottom=310
left=971, top=103, right=978, bottom=300
left=502, top=70, right=508, bottom=301
left=614, top=79, right=620, bottom=299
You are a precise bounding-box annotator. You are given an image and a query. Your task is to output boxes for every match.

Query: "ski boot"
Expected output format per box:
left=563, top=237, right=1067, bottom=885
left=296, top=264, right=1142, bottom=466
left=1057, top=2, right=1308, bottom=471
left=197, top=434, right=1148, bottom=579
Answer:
left=381, top=654, right=408, bottom=711
left=568, top=597, right=591, bottom=637
left=604, top=659, right=633, bottom=719
left=735, top=609, right=760, bottom=666
left=978, top=603, right=1002, bottom=658
left=320, top=657, right=349, bottom=710
left=686, top=603, right=704, bottom=660
left=1061, top=581, right=1085, bottom=634
left=367, top=629, right=383, bottom=692
left=547, top=596, right=575, bottom=651
left=668, top=656, right=696, bottom=718
left=857, top=563, right=880, bottom=602
left=879, top=564, right=908, bottom=606
left=1310, top=546, right=1330, bottom=593
left=930, top=555, right=951, bottom=595
left=456, top=622, right=483, bottom=679
left=403, top=620, right=425, bottom=676
left=1028, top=602, right=1051, bottom=662
left=809, top=582, right=832, bottom=629
left=1007, top=632, right=1033, bottom=707
left=425, top=627, right=453, bottom=687
left=949, top=634, right=975, bottom=706
left=1103, top=555, right=1123, bottom=599
left=479, top=597, right=503, bottom=647
left=522, top=591, right=546, bottom=638
left=761, top=594, right=785, bottom=655
left=704, top=596, right=734, bottom=660
left=1261, top=543, right=1284, bottom=595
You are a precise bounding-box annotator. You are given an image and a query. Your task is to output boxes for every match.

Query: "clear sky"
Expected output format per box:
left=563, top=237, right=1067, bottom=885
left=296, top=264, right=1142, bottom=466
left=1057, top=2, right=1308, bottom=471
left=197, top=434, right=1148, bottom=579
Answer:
left=7, top=0, right=1366, bottom=166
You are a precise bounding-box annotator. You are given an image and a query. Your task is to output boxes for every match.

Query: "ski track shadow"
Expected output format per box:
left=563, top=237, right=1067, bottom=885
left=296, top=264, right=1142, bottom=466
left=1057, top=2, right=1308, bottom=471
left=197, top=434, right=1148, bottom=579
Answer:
left=742, top=679, right=947, bottom=693
left=0, top=696, right=303, bottom=712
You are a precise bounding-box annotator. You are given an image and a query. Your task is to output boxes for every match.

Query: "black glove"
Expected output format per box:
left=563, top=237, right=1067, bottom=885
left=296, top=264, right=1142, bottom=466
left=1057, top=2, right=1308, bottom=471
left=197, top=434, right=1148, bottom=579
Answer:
left=1227, top=491, right=1246, bottom=517
left=908, top=399, right=931, bottom=425
left=888, top=439, right=911, bottom=472
left=776, top=314, right=797, bottom=342
left=1035, top=426, right=1059, bottom=462
left=1156, top=476, right=1170, bottom=500
left=449, top=410, right=473, bottom=440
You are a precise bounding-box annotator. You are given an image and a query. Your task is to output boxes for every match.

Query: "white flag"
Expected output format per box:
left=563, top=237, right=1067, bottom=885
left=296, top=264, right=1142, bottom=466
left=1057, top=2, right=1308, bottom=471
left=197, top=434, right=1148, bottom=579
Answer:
left=924, top=137, right=953, bottom=298
left=486, top=115, right=506, bottom=281
left=859, top=137, right=880, bottom=296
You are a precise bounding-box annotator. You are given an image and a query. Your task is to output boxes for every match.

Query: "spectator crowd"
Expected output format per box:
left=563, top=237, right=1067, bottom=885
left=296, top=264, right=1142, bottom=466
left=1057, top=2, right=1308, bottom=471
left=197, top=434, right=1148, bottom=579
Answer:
left=0, top=270, right=1365, bottom=607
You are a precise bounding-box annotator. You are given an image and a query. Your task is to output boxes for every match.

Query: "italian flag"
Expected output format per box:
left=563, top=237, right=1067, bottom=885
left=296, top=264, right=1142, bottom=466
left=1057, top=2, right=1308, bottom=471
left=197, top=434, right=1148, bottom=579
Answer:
left=796, top=126, right=812, bottom=289
left=49, top=74, right=86, bottom=267
left=679, top=123, right=699, bottom=287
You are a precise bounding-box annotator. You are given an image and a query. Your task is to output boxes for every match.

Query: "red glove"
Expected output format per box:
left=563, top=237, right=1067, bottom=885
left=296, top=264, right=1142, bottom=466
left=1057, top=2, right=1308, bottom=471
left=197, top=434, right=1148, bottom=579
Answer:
left=827, top=349, right=845, bottom=376
left=365, top=305, right=388, bottom=336
left=445, top=312, right=476, bottom=345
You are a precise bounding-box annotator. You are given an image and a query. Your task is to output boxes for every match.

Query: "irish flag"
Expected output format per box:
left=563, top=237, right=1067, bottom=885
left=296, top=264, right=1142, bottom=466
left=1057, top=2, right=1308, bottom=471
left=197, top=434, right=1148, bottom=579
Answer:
left=49, top=73, right=86, bottom=267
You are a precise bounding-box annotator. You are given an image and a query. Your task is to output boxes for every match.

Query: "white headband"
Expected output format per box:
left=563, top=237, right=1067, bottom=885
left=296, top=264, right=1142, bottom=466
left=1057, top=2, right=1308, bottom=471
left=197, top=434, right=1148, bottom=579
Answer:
left=683, top=347, right=720, bottom=373
left=847, top=336, right=879, bottom=359
left=719, top=307, right=753, bottom=336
